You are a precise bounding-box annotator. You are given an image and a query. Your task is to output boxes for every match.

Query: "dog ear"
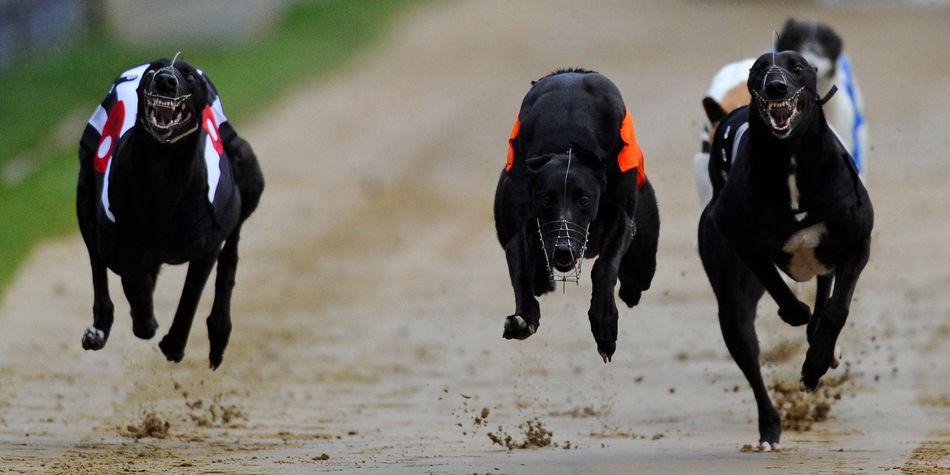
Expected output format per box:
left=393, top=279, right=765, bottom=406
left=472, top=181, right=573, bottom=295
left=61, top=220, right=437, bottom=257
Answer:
left=782, top=18, right=796, bottom=35
left=702, top=97, right=728, bottom=124
left=823, top=25, right=844, bottom=60
left=568, top=141, right=605, bottom=169
left=523, top=154, right=553, bottom=178
left=150, top=58, right=170, bottom=69
left=568, top=141, right=607, bottom=187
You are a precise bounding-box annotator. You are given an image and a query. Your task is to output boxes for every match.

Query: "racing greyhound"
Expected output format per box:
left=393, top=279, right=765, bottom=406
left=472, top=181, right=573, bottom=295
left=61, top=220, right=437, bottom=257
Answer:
left=698, top=50, right=873, bottom=450
left=494, top=68, right=659, bottom=362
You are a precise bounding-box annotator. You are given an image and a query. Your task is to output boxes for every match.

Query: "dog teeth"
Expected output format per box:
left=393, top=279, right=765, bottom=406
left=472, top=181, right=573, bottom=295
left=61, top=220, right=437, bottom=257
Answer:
left=146, top=95, right=191, bottom=130
left=767, top=100, right=792, bottom=110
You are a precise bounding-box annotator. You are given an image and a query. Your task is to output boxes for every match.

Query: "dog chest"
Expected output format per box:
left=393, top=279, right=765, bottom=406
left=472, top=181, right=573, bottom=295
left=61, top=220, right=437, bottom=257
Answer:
left=780, top=222, right=831, bottom=282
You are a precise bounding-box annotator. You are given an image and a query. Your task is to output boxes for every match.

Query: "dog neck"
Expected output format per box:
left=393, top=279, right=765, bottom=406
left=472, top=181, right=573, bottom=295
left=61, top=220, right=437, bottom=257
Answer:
left=120, top=125, right=206, bottom=224
left=746, top=102, right=841, bottom=221
left=748, top=102, right=826, bottom=169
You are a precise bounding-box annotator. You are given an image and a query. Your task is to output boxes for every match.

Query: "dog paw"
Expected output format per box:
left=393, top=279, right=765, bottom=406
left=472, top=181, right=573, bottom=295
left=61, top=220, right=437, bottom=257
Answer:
left=503, top=315, right=536, bottom=340
left=208, top=324, right=231, bottom=371
left=749, top=441, right=780, bottom=452
left=830, top=344, right=842, bottom=369
left=596, top=340, right=616, bottom=363
left=801, top=341, right=838, bottom=390
left=81, top=326, right=107, bottom=350
left=209, top=351, right=224, bottom=370
left=158, top=335, right=185, bottom=363
left=778, top=300, right=810, bottom=327
left=800, top=366, right=823, bottom=392
left=618, top=285, right=642, bottom=308
left=132, top=316, right=159, bottom=340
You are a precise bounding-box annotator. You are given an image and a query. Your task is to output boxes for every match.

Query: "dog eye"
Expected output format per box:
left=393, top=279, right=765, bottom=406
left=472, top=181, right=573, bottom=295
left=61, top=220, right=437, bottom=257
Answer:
left=577, top=194, right=591, bottom=206
left=793, top=64, right=805, bottom=73
left=541, top=194, right=553, bottom=206
left=186, top=74, right=196, bottom=83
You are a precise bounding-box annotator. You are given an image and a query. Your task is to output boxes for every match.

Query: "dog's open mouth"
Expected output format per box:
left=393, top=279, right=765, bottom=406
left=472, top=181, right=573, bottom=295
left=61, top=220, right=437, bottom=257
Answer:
left=145, top=92, right=192, bottom=131
left=758, top=88, right=805, bottom=137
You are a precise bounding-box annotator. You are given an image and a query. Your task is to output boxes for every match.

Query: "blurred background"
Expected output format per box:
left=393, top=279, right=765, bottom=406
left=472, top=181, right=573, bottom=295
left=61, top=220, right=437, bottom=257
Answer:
left=0, top=1, right=948, bottom=472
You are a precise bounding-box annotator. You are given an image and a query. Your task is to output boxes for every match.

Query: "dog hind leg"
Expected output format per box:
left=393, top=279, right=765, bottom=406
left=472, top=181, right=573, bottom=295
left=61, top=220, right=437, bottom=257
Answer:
left=808, top=274, right=841, bottom=369
left=618, top=182, right=659, bottom=308
left=121, top=270, right=159, bottom=340
left=588, top=213, right=635, bottom=362
left=223, top=130, right=264, bottom=222
left=801, top=239, right=870, bottom=390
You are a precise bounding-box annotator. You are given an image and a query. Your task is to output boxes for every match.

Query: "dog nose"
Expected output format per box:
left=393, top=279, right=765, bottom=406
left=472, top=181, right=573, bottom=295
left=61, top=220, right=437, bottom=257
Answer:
left=553, top=245, right=575, bottom=268
left=765, top=80, right=788, bottom=98
left=154, top=72, right=179, bottom=94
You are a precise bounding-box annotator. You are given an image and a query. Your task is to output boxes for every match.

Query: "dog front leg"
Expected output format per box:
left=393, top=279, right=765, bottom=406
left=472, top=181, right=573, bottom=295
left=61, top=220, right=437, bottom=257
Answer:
left=158, top=252, right=218, bottom=363
left=733, top=247, right=811, bottom=326
left=502, top=230, right=540, bottom=340
left=207, top=228, right=241, bottom=370
left=81, top=254, right=114, bottom=350
left=808, top=274, right=841, bottom=369
left=588, top=215, right=633, bottom=362
left=801, top=238, right=870, bottom=390
left=78, top=158, right=114, bottom=350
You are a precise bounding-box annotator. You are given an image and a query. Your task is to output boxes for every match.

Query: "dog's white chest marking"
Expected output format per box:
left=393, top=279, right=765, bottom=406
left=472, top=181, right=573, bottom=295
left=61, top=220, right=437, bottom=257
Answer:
left=788, top=156, right=807, bottom=222
left=782, top=222, right=831, bottom=282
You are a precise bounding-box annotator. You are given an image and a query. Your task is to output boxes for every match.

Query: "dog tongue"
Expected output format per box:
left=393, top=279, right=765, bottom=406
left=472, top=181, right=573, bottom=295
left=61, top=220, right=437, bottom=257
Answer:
left=157, top=106, right=174, bottom=126
left=771, top=106, right=792, bottom=123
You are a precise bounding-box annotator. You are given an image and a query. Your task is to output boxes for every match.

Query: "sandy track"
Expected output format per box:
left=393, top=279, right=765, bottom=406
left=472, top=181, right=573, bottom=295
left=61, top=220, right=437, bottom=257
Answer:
left=1, top=1, right=948, bottom=473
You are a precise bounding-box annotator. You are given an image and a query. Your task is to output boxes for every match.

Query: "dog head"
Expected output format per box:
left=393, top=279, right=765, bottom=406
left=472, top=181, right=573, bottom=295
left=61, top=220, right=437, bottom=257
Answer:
left=139, top=56, right=208, bottom=144
left=747, top=50, right=819, bottom=139
left=777, top=19, right=843, bottom=92
left=524, top=144, right=605, bottom=273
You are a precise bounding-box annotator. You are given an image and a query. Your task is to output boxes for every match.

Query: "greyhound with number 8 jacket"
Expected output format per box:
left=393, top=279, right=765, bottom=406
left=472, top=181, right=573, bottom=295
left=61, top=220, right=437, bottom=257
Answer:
left=76, top=57, right=264, bottom=369
left=493, top=68, right=660, bottom=362
left=698, top=51, right=872, bottom=449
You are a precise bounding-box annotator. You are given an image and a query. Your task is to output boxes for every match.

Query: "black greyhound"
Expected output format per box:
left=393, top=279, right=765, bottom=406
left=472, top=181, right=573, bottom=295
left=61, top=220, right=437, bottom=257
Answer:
left=77, top=57, right=264, bottom=369
left=698, top=51, right=872, bottom=449
left=494, top=69, right=659, bottom=362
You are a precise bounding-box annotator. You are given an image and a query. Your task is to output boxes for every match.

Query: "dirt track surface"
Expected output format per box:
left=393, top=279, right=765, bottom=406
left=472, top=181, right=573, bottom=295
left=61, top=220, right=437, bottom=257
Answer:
left=1, top=1, right=948, bottom=473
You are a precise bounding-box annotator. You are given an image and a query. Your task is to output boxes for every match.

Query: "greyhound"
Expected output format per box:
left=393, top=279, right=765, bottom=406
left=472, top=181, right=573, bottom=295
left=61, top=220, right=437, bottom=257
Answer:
left=494, top=68, right=659, bottom=362
left=77, top=56, right=264, bottom=369
left=698, top=50, right=873, bottom=450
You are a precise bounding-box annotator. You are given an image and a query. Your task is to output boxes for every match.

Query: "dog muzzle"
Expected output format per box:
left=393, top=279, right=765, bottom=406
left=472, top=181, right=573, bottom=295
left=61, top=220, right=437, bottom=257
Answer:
left=537, top=218, right=590, bottom=290
left=142, top=66, right=198, bottom=144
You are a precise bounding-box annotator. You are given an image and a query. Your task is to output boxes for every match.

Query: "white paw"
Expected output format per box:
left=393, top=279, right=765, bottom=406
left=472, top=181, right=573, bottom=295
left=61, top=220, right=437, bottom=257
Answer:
left=81, top=326, right=106, bottom=350
left=755, top=441, right=779, bottom=452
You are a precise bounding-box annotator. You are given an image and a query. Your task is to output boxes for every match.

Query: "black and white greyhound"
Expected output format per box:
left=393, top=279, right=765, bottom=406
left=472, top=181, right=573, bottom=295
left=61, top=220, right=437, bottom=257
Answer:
left=698, top=50, right=872, bottom=450
left=494, top=69, right=660, bottom=362
left=77, top=57, right=264, bottom=369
